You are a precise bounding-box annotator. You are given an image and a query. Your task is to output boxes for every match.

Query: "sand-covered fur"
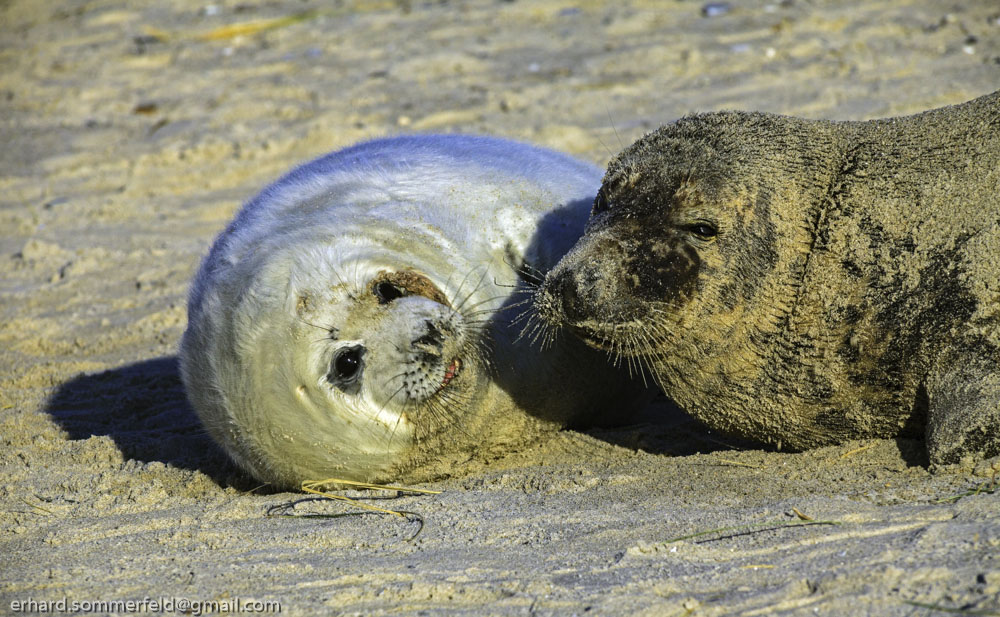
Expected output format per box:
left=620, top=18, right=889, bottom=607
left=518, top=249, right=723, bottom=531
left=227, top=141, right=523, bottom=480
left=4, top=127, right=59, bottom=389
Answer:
left=181, top=135, right=647, bottom=488
left=538, top=91, right=1000, bottom=465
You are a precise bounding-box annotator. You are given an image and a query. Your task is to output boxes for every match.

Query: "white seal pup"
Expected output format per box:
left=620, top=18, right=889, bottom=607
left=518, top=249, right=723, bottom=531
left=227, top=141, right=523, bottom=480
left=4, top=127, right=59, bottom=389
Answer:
left=180, top=135, right=649, bottom=487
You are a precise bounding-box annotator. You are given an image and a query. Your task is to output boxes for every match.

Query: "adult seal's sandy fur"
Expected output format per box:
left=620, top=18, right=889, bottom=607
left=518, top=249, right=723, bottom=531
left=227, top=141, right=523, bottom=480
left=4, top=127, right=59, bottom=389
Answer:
left=181, top=135, right=648, bottom=488
left=536, top=91, right=1000, bottom=466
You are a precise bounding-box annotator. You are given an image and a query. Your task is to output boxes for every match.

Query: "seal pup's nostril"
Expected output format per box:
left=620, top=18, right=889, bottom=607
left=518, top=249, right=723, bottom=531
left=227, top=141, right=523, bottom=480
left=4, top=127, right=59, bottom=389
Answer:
left=413, top=320, right=445, bottom=351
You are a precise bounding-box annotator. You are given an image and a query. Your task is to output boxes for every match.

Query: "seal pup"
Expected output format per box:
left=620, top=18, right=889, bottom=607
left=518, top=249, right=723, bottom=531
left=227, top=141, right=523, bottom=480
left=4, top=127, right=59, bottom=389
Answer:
left=181, top=134, right=648, bottom=488
left=536, top=91, right=1000, bottom=465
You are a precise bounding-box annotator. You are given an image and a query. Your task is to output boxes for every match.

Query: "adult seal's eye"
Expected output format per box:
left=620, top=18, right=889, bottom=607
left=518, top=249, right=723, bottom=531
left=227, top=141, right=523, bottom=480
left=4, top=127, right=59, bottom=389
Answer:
left=687, top=222, right=718, bottom=240
left=592, top=189, right=610, bottom=215
left=374, top=282, right=406, bottom=304
left=328, top=345, right=365, bottom=392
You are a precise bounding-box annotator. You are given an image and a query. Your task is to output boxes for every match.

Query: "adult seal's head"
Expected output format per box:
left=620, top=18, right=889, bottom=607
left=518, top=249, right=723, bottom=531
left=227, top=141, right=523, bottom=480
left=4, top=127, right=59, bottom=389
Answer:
left=181, top=135, right=650, bottom=488
left=537, top=91, right=1000, bottom=466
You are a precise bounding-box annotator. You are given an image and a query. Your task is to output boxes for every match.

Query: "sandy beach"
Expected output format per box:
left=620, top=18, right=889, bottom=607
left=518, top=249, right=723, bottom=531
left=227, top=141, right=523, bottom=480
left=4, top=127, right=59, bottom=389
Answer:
left=1, top=0, right=998, bottom=614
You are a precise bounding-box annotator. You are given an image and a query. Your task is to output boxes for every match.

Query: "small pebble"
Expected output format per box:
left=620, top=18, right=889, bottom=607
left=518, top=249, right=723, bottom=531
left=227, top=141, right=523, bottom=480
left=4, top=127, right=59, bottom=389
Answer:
left=43, top=197, right=69, bottom=209
left=702, top=2, right=731, bottom=17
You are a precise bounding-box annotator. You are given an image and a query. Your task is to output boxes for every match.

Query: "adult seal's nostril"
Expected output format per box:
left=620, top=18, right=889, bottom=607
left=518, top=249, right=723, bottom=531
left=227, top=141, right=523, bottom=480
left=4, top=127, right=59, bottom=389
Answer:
left=555, top=271, right=587, bottom=323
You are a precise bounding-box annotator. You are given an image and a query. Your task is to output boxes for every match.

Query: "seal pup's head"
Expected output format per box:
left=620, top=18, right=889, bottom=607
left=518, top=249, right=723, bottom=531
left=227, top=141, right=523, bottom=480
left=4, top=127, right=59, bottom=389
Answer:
left=535, top=112, right=845, bottom=386
left=192, top=235, right=491, bottom=486
left=181, top=135, right=644, bottom=488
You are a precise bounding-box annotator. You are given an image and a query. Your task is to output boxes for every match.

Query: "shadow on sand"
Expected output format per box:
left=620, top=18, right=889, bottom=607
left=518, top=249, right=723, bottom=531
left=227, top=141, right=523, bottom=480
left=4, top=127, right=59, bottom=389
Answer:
left=42, top=354, right=748, bottom=492
left=587, top=393, right=772, bottom=457
left=42, top=356, right=926, bottom=490
left=44, top=356, right=256, bottom=489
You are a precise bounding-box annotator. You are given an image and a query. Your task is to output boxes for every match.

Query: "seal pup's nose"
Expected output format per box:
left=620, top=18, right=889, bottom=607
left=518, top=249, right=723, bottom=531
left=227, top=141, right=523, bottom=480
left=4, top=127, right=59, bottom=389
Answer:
left=413, top=320, right=445, bottom=352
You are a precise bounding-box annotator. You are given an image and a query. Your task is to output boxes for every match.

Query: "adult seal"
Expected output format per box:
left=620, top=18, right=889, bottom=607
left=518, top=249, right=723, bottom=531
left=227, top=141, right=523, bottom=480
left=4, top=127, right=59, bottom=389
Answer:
left=536, top=91, right=1000, bottom=465
left=181, top=135, right=648, bottom=488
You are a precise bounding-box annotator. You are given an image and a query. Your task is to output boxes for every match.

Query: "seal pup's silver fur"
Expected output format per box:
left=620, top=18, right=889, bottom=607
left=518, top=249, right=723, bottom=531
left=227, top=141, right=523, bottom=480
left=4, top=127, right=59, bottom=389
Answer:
left=181, top=135, right=648, bottom=487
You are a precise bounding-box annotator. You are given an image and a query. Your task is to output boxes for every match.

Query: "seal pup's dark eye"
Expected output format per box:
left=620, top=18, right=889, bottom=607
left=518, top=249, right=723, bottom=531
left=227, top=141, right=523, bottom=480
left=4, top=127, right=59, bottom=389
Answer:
left=374, top=282, right=406, bottom=304
left=687, top=222, right=718, bottom=240
left=328, top=345, right=365, bottom=392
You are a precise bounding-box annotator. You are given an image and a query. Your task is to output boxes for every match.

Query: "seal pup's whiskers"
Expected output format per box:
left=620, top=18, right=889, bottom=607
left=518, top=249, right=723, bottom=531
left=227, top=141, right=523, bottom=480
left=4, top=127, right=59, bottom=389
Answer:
left=181, top=134, right=652, bottom=487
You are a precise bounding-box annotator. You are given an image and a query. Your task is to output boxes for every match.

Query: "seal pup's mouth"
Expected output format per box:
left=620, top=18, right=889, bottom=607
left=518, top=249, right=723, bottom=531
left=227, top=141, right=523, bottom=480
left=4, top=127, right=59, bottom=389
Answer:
left=438, top=358, right=462, bottom=391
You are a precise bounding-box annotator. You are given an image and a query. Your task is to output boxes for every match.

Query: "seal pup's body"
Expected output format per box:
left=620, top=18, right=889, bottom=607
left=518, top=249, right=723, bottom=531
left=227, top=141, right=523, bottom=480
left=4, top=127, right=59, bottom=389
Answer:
left=537, top=91, right=999, bottom=465
left=182, top=135, right=647, bottom=487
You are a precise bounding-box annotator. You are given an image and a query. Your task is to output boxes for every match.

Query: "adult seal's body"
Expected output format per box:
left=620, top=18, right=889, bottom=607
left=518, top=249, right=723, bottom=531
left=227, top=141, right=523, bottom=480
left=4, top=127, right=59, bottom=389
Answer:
left=536, top=91, right=1000, bottom=465
left=181, top=135, right=647, bottom=487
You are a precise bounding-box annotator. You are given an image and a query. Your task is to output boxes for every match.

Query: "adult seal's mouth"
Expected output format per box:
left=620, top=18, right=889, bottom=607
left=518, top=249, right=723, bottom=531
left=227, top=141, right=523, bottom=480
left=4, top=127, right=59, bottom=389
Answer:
left=572, top=325, right=621, bottom=352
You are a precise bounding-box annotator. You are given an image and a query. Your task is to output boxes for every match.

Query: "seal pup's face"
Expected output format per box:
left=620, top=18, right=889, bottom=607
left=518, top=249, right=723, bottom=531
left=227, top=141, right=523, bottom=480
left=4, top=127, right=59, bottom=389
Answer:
left=535, top=115, right=830, bottom=382
left=208, top=239, right=497, bottom=486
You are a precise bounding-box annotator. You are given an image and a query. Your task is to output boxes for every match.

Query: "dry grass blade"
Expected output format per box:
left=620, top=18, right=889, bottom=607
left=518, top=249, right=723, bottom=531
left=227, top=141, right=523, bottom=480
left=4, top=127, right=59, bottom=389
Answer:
left=19, top=498, right=53, bottom=515
left=197, top=11, right=320, bottom=41
left=297, top=478, right=442, bottom=517
left=902, top=600, right=1000, bottom=615
left=791, top=507, right=813, bottom=521
left=302, top=478, right=442, bottom=494
left=267, top=499, right=428, bottom=541
left=662, top=519, right=841, bottom=544
left=839, top=442, right=878, bottom=459
left=716, top=458, right=763, bottom=469
left=932, top=481, right=998, bottom=504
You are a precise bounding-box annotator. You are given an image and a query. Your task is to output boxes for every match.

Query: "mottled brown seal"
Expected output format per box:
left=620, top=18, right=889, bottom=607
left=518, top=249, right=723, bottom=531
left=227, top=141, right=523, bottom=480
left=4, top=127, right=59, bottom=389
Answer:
left=536, top=91, right=1000, bottom=465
